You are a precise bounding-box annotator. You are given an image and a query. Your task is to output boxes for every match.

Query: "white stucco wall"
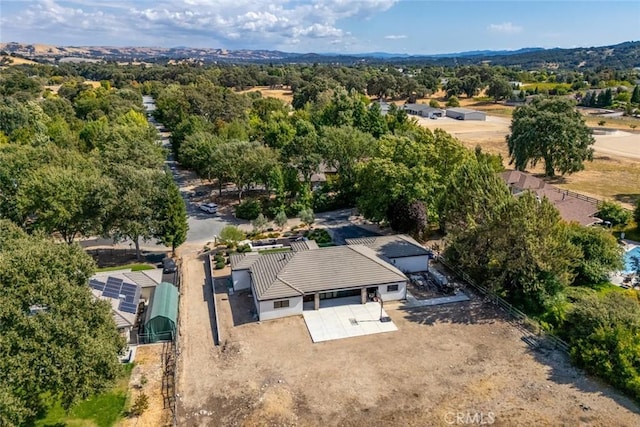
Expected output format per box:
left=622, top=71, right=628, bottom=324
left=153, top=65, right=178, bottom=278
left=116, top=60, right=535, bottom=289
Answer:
left=391, top=255, right=429, bottom=273
left=258, top=296, right=304, bottom=321
left=232, top=269, right=251, bottom=291
left=377, top=281, right=407, bottom=301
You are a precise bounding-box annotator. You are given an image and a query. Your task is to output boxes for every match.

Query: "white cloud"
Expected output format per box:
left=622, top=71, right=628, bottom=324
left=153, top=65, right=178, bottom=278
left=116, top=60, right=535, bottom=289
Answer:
left=384, top=34, right=406, bottom=40
left=1, top=0, right=399, bottom=49
left=488, top=22, right=523, bottom=34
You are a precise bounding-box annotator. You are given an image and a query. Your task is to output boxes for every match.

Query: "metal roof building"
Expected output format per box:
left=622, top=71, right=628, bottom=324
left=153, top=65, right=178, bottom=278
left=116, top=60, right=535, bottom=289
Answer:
left=144, top=282, right=179, bottom=343
left=445, top=107, right=486, bottom=121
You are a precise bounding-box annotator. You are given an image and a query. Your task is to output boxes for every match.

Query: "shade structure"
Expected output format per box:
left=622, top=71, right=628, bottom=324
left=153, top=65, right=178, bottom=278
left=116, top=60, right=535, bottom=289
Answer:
left=144, top=282, right=178, bottom=343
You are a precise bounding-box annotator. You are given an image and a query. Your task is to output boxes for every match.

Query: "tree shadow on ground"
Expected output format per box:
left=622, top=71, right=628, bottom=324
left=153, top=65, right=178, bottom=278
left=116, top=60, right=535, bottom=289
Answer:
left=400, top=292, right=505, bottom=326
left=85, top=247, right=167, bottom=268
left=527, top=342, right=640, bottom=415
left=614, top=193, right=640, bottom=205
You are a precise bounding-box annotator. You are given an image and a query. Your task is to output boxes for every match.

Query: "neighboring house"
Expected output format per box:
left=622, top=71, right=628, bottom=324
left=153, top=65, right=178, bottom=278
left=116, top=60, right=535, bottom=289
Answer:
left=403, top=103, right=445, bottom=118
left=89, top=269, right=161, bottom=343
left=299, top=162, right=338, bottom=191
left=445, top=107, right=486, bottom=121
left=231, top=245, right=408, bottom=321
left=372, top=99, right=391, bottom=115
left=501, top=170, right=601, bottom=226
left=345, top=234, right=432, bottom=273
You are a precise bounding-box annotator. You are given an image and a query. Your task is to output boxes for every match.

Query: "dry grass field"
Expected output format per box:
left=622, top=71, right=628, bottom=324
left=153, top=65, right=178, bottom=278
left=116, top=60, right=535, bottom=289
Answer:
left=175, top=248, right=640, bottom=426
left=238, top=87, right=640, bottom=206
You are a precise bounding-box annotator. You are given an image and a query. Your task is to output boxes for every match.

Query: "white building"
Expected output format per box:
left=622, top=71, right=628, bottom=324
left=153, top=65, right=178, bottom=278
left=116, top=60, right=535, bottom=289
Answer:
left=345, top=234, right=432, bottom=273
left=230, top=244, right=408, bottom=321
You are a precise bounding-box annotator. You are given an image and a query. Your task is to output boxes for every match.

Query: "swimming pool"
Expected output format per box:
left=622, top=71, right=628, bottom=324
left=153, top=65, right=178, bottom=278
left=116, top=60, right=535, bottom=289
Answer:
left=624, top=247, right=640, bottom=274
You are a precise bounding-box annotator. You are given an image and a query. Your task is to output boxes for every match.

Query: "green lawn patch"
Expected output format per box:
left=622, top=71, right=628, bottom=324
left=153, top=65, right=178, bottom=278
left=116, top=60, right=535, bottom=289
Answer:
left=257, top=247, right=292, bottom=254
left=96, top=263, right=155, bottom=273
left=36, top=364, right=133, bottom=427
left=613, top=221, right=640, bottom=242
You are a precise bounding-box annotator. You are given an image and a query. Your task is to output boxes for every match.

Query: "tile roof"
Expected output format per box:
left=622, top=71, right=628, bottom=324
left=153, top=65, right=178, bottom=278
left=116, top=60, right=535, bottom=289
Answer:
left=230, top=252, right=261, bottom=269
left=345, top=234, right=430, bottom=258
left=290, top=240, right=319, bottom=252
left=500, top=170, right=600, bottom=226
left=250, top=245, right=407, bottom=301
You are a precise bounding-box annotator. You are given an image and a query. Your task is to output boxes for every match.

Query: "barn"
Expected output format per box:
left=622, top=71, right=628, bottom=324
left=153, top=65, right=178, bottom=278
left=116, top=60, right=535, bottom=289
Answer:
left=403, top=103, right=445, bottom=118
left=445, top=107, right=486, bottom=121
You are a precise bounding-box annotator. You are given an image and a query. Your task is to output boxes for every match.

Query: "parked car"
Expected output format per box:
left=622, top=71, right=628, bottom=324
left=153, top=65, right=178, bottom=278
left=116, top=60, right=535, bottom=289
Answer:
left=163, top=257, right=177, bottom=274
left=199, top=202, right=218, bottom=214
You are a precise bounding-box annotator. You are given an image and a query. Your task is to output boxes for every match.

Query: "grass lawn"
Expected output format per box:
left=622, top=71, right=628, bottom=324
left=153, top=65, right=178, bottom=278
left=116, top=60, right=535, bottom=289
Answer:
left=36, top=364, right=133, bottom=427
left=614, top=221, right=640, bottom=242
left=96, top=263, right=155, bottom=273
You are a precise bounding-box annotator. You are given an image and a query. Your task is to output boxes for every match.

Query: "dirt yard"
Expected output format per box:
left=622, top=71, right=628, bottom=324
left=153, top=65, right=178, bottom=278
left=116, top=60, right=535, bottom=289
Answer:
left=119, top=344, right=172, bottom=427
left=175, top=250, right=640, bottom=426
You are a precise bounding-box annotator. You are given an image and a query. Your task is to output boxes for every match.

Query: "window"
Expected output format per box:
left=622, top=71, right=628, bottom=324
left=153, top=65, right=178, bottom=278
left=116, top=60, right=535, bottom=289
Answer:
left=273, top=300, right=290, bottom=309
left=387, top=284, right=399, bottom=292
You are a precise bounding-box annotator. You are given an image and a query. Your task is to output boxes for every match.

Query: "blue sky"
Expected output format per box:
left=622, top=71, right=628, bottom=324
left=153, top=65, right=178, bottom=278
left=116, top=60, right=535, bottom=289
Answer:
left=0, top=1, right=638, bottom=54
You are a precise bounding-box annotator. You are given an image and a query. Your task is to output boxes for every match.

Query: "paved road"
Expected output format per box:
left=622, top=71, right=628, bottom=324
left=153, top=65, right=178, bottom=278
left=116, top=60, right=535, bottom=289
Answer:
left=145, top=97, right=237, bottom=246
left=314, top=208, right=381, bottom=245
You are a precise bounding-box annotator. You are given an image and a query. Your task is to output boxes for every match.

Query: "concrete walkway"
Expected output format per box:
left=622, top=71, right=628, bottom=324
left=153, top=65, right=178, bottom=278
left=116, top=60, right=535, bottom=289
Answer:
left=403, top=290, right=470, bottom=308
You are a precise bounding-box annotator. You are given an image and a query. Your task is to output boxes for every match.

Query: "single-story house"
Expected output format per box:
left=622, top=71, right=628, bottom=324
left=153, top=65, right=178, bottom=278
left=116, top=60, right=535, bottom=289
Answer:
left=501, top=170, right=601, bottom=226
left=345, top=234, right=432, bottom=273
left=445, top=107, right=486, bottom=121
left=89, top=274, right=144, bottom=342
left=143, top=282, right=179, bottom=343
left=403, top=103, right=445, bottom=118
left=298, top=162, right=338, bottom=191
left=231, top=245, right=408, bottom=321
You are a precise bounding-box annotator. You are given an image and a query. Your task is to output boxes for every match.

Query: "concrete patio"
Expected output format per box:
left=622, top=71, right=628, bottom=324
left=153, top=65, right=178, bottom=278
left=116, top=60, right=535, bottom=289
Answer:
left=302, top=297, right=397, bottom=343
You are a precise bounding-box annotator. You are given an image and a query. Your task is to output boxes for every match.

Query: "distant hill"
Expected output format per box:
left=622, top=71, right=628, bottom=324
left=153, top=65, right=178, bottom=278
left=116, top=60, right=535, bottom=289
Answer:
left=1, top=41, right=639, bottom=69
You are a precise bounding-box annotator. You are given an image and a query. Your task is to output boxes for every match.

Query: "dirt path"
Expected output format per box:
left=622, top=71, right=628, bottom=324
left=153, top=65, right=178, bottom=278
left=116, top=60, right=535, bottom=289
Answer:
left=175, top=247, right=219, bottom=421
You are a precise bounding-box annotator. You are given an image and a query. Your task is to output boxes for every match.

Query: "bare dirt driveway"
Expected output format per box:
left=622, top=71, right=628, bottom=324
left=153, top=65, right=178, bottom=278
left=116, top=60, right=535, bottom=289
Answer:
left=175, top=270, right=640, bottom=426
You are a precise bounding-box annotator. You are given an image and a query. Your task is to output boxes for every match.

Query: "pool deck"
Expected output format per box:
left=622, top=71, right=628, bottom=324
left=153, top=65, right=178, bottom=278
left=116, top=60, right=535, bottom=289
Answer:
left=611, top=240, right=640, bottom=287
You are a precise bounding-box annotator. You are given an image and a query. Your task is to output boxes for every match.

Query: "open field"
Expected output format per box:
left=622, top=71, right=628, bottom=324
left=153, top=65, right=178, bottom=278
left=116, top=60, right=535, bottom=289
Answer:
left=175, top=250, right=640, bottom=426
left=0, top=54, right=40, bottom=65
left=238, top=86, right=294, bottom=103
left=416, top=115, right=640, bottom=208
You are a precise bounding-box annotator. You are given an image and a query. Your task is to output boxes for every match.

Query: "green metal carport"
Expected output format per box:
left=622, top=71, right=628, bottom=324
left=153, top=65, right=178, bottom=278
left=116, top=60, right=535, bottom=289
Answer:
left=144, top=282, right=178, bottom=343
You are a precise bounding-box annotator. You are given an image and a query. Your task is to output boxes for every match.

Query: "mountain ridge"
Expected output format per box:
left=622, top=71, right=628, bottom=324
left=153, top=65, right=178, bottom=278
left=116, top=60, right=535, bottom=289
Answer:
left=1, top=41, right=639, bottom=69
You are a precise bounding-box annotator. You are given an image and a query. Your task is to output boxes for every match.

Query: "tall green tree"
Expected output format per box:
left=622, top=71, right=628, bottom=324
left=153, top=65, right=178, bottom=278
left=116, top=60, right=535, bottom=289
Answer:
left=565, top=223, right=623, bottom=285
left=104, top=165, right=163, bottom=259
left=0, top=221, right=124, bottom=425
left=507, top=98, right=595, bottom=177
left=154, top=172, right=188, bottom=256
left=446, top=192, right=579, bottom=313
left=486, top=77, right=513, bottom=102
left=439, top=157, right=512, bottom=234
left=17, top=162, right=111, bottom=244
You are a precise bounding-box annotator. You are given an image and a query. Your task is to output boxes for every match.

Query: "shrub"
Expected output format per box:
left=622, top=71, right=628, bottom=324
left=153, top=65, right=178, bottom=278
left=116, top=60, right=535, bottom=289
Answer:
left=236, top=199, right=262, bottom=220
left=285, top=201, right=309, bottom=218
left=251, top=213, right=269, bottom=233
left=219, top=225, right=245, bottom=243
left=130, top=393, right=149, bottom=417
left=299, top=208, right=315, bottom=228
left=236, top=244, right=252, bottom=253
left=215, top=260, right=225, bottom=269
left=598, top=200, right=631, bottom=226
left=429, top=98, right=440, bottom=108
left=446, top=96, right=460, bottom=107
left=303, top=229, right=332, bottom=244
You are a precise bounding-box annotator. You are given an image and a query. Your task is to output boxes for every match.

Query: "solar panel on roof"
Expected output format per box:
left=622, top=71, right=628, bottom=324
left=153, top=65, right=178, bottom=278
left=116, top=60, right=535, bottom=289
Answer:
left=89, top=279, right=105, bottom=291
left=125, top=295, right=134, bottom=303
left=102, top=289, right=120, bottom=299
left=120, top=283, right=137, bottom=296
left=119, top=301, right=138, bottom=314
left=106, top=277, right=123, bottom=286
